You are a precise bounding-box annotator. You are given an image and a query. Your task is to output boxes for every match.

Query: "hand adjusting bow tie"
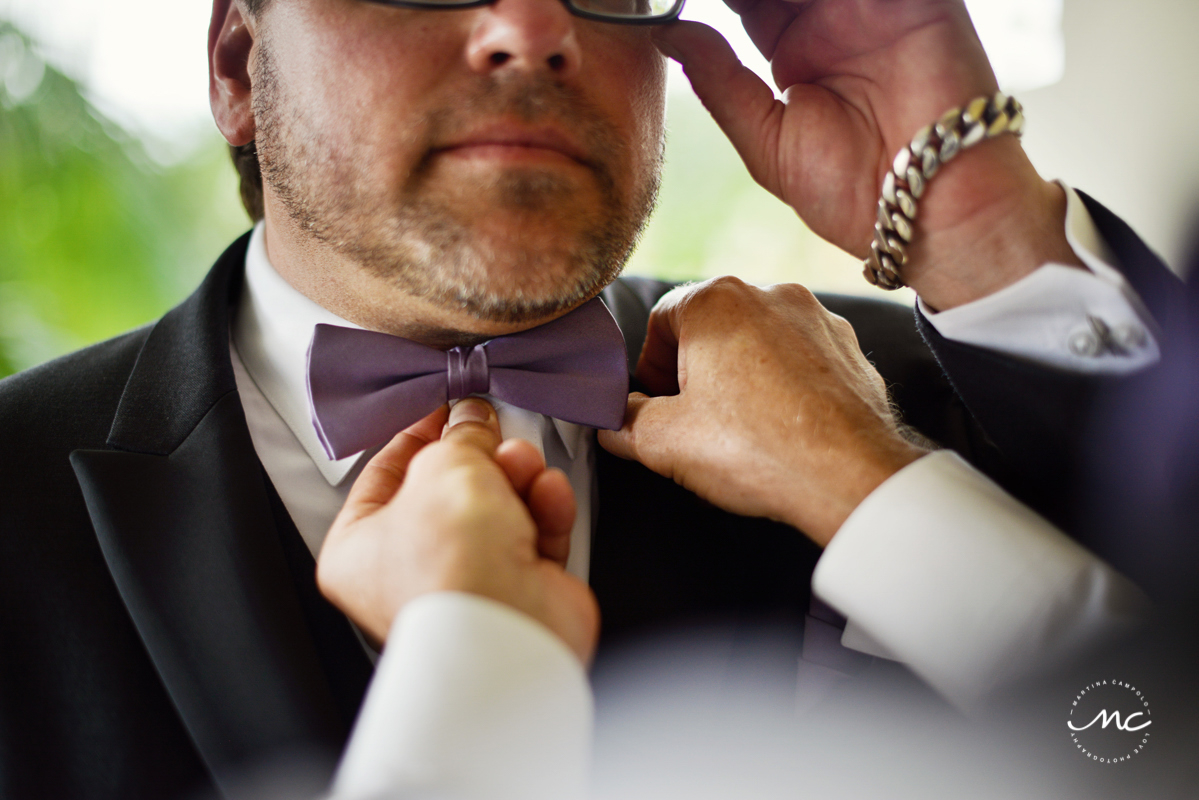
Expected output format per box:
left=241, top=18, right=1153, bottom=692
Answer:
left=307, top=297, right=629, bottom=460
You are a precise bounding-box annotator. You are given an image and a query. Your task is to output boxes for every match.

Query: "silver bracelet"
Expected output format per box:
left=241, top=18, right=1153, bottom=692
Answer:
left=863, top=92, right=1025, bottom=290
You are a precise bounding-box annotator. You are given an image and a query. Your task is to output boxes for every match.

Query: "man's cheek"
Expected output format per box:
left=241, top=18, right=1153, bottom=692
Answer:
left=615, top=52, right=668, bottom=172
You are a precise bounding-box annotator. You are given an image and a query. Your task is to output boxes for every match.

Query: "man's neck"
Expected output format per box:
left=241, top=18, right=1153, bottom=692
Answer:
left=261, top=214, right=572, bottom=350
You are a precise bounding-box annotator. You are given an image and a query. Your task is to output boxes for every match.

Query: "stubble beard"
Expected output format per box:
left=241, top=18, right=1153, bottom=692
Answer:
left=252, top=37, right=662, bottom=325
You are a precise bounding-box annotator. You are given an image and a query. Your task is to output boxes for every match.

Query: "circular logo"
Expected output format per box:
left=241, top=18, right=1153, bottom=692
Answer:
left=1067, top=679, right=1152, bottom=763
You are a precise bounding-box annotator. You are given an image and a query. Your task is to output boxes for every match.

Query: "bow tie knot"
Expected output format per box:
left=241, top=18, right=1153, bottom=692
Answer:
left=447, top=345, right=491, bottom=400
left=307, top=297, right=630, bottom=460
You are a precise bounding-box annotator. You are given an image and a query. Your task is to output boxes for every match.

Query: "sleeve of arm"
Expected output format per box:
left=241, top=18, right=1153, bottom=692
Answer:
left=918, top=184, right=1159, bottom=374
left=812, top=451, right=1149, bottom=712
left=330, top=592, right=593, bottom=800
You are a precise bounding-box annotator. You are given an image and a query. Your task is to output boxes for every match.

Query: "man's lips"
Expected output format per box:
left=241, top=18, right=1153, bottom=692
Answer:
left=434, top=125, right=590, bottom=167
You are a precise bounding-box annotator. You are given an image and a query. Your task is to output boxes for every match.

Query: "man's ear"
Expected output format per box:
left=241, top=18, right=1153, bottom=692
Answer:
left=209, top=0, right=256, bottom=146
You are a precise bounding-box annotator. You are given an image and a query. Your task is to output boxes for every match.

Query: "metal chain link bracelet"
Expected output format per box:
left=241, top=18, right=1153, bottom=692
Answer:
left=863, top=92, right=1025, bottom=290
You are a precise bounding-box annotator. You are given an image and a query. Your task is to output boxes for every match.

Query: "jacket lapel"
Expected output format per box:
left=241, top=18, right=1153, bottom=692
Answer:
left=1076, top=190, right=1185, bottom=331
left=70, top=234, right=348, bottom=792
left=600, top=274, right=678, bottom=371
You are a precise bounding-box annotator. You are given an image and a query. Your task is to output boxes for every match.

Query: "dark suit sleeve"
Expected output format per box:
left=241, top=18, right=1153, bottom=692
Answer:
left=913, top=191, right=1184, bottom=529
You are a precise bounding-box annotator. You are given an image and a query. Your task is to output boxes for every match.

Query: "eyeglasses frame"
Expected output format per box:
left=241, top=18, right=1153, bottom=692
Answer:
left=360, top=0, right=686, bottom=26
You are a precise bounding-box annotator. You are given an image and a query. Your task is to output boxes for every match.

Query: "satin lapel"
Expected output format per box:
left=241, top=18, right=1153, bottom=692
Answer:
left=593, top=276, right=687, bottom=640
left=70, top=234, right=346, bottom=791
left=1077, top=191, right=1185, bottom=330
left=601, top=277, right=672, bottom=371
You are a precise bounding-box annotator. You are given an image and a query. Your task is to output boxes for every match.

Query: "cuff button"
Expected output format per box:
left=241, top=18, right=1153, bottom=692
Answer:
left=1068, top=327, right=1102, bottom=357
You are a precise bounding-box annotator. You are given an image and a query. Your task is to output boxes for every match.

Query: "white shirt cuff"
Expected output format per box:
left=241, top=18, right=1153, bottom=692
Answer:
left=332, top=592, right=593, bottom=800
left=812, top=451, right=1149, bottom=710
left=918, top=183, right=1160, bottom=374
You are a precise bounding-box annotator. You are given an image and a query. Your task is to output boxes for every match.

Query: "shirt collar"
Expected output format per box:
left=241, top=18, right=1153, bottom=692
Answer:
left=552, top=417, right=586, bottom=461
left=233, top=223, right=588, bottom=486
left=233, top=223, right=368, bottom=486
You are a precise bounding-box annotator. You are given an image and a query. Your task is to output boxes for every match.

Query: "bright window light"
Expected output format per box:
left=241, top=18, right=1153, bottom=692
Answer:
left=679, top=0, right=1064, bottom=95
left=966, top=0, right=1065, bottom=92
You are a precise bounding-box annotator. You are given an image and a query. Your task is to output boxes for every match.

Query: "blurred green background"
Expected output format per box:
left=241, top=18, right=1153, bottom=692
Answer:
left=0, top=21, right=248, bottom=377
left=0, top=18, right=884, bottom=381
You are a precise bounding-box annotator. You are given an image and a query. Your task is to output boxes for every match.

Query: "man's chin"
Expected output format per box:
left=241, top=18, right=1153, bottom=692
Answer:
left=411, top=224, right=622, bottom=315
left=440, top=203, right=608, bottom=249
left=436, top=268, right=613, bottom=325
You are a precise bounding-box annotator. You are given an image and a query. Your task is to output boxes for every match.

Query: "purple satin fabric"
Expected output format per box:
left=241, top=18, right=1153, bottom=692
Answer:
left=306, top=298, right=629, bottom=460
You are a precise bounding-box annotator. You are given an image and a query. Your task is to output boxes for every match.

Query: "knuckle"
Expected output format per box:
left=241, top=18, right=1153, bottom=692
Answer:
left=688, top=275, right=754, bottom=314
left=705, top=274, right=748, bottom=292
left=837, top=322, right=863, bottom=352
left=407, top=442, right=443, bottom=474
left=704, top=275, right=751, bottom=302
left=771, top=281, right=816, bottom=306
left=649, top=282, right=697, bottom=324
left=830, top=312, right=855, bottom=334
left=408, top=440, right=474, bottom=480
left=363, top=459, right=407, bottom=488
left=655, top=282, right=693, bottom=310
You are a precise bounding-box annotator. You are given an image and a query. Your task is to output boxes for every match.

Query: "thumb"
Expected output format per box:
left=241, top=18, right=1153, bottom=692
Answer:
left=340, top=404, right=450, bottom=521
left=635, top=290, right=685, bottom=396
left=652, top=21, right=784, bottom=193
left=596, top=393, right=678, bottom=477
left=440, top=397, right=503, bottom=457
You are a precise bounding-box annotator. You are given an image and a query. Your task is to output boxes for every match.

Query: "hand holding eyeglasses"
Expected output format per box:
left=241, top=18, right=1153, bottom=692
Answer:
left=653, top=0, right=1077, bottom=310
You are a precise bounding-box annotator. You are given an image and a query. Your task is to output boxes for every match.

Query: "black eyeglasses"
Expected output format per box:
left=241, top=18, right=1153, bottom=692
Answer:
left=362, top=0, right=686, bottom=25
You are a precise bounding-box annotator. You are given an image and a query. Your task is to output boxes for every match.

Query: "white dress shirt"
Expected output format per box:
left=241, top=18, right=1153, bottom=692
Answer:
left=816, top=451, right=1147, bottom=710
left=231, top=224, right=595, bottom=582
left=226, top=194, right=1154, bottom=797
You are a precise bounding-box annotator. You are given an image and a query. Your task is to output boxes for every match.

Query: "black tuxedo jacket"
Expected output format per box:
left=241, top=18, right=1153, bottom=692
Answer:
left=0, top=233, right=977, bottom=799
left=914, top=192, right=1185, bottom=586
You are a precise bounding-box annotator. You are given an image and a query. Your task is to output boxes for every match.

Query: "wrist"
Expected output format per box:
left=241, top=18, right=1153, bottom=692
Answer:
left=900, top=137, right=1084, bottom=310
left=785, top=438, right=928, bottom=547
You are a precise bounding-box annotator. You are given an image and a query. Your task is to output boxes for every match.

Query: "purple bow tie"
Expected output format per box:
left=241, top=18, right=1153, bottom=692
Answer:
left=306, top=298, right=629, bottom=460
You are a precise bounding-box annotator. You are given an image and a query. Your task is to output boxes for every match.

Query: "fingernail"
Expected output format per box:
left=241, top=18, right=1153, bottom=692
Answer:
left=448, top=398, right=492, bottom=426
